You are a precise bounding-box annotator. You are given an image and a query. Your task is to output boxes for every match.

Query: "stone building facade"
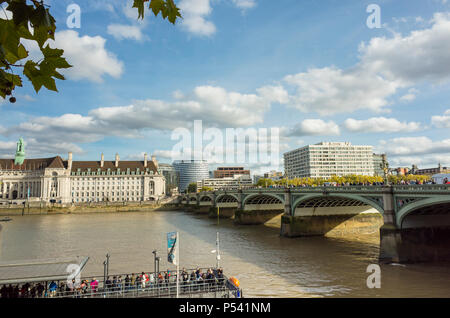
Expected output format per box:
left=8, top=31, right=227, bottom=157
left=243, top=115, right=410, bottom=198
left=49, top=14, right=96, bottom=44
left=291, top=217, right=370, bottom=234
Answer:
left=0, top=139, right=165, bottom=204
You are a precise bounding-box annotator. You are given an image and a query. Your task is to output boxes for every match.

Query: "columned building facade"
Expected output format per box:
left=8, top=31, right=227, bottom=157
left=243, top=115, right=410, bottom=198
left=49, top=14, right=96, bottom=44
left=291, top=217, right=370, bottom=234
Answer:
left=0, top=139, right=165, bottom=204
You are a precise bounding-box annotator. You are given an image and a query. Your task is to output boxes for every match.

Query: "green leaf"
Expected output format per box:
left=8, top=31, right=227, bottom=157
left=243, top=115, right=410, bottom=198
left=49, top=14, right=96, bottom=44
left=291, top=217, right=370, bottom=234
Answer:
left=41, top=45, right=72, bottom=69
left=4, top=43, right=28, bottom=64
left=29, top=4, right=53, bottom=28
left=0, top=19, right=21, bottom=62
left=133, top=0, right=146, bottom=19
left=149, top=0, right=165, bottom=17
left=52, top=70, right=65, bottom=81
left=23, top=60, right=44, bottom=92
left=7, top=1, right=34, bottom=27
left=42, top=75, right=57, bottom=91
left=165, top=0, right=181, bottom=24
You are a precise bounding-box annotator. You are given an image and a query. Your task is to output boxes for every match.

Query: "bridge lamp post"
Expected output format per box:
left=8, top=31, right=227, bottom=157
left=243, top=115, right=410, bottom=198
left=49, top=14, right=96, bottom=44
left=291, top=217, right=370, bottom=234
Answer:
left=382, top=154, right=389, bottom=186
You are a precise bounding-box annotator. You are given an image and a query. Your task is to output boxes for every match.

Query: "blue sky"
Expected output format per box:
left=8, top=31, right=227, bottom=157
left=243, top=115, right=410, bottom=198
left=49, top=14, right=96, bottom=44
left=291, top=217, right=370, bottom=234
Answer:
left=1, top=0, right=450, bottom=175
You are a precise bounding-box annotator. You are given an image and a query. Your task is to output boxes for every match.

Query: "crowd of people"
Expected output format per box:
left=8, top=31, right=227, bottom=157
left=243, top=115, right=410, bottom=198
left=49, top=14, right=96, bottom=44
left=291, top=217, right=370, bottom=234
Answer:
left=250, top=179, right=438, bottom=189
left=0, top=268, right=225, bottom=298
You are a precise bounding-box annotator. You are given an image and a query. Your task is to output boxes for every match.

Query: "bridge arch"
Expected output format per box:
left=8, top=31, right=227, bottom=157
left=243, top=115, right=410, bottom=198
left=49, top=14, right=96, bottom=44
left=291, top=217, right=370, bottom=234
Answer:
left=198, top=194, right=214, bottom=202
left=216, top=194, right=239, bottom=203
left=199, top=195, right=212, bottom=202
left=396, top=195, right=450, bottom=227
left=243, top=193, right=284, bottom=206
left=292, top=193, right=384, bottom=215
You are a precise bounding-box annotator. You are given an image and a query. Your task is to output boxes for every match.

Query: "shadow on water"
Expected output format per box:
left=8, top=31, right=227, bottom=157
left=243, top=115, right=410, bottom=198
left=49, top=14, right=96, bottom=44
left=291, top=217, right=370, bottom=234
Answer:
left=176, top=210, right=450, bottom=298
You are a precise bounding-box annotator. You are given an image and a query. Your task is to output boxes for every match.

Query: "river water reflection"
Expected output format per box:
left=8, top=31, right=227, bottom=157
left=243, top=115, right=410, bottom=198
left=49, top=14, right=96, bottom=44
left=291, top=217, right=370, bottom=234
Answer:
left=1, top=210, right=449, bottom=297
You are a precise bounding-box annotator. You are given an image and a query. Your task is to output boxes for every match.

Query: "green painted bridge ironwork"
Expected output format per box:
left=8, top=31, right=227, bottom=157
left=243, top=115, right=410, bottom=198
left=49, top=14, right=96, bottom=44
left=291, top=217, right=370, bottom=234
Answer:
left=178, top=185, right=450, bottom=263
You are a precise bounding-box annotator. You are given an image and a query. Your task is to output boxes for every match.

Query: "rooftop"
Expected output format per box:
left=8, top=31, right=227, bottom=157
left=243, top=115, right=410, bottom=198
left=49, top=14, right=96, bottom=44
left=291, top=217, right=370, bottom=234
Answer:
left=0, top=256, right=89, bottom=285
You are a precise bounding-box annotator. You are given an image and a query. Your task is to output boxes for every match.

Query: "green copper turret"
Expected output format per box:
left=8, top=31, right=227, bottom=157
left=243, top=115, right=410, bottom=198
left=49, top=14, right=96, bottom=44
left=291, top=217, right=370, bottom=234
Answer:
left=14, top=137, right=25, bottom=165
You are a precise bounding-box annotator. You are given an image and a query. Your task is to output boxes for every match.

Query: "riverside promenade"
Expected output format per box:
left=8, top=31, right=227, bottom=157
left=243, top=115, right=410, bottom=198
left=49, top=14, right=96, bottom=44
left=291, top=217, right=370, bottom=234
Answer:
left=0, top=199, right=180, bottom=216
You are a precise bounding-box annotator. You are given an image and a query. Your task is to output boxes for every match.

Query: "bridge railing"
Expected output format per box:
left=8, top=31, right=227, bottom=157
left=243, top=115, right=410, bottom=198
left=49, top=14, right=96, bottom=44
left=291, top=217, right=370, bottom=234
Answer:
left=392, top=184, right=450, bottom=192
left=192, top=184, right=450, bottom=195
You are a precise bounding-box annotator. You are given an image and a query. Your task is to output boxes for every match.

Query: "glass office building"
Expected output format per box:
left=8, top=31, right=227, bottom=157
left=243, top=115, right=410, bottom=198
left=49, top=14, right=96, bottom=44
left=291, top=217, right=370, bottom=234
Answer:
left=173, top=160, right=209, bottom=192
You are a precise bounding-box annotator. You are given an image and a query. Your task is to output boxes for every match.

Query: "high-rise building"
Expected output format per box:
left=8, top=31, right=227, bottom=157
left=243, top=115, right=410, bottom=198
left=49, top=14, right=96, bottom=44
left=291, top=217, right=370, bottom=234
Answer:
left=213, top=167, right=250, bottom=178
left=172, top=160, right=209, bottom=192
left=284, top=142, right=375, bottom=179
left=158, top=163, right=179, bottom=196
left=373, top=154, right=387, bottom=177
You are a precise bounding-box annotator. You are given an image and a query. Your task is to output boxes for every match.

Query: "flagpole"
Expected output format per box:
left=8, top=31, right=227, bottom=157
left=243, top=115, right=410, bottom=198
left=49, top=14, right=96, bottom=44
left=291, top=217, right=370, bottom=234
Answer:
left=176, top=231, right=179, bottom=298
left=216, top=231, right=220, bottom=269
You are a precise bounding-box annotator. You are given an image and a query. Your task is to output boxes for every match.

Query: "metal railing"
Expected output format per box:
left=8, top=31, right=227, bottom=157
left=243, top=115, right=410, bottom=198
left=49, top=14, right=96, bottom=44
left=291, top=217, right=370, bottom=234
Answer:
left=191, top=184, right=450, bottom=195
left=0, top=268, right=241, bottom=299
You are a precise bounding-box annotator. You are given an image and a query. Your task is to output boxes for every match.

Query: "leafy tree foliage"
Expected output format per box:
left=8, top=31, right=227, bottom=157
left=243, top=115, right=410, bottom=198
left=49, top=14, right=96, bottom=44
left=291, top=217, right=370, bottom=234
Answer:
left=187, top=182, right=197, bottom=193
left=0, top=0, right=181, bottom=102
left=255, top=174, right=431, bottom=187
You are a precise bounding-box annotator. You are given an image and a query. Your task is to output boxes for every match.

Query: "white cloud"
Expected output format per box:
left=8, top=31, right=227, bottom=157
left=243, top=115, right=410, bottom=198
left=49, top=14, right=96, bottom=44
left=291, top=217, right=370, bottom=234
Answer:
left=107, top=24, right=146, bottom=41
left=286, top=119, right=340, bottom=136
left=283, top=13, right=450, bottom=115
left=53, top=30, right=124, bottom=82
left=178, top=0, right=216, bottom=36
left=1, top=84, right=287, bottom=155
left=0, top=5, right=12, bottom=20
left=400, top=88, right=419, bottom=102
left=0, top=140, right=15, bottom=152
left=377, top=137, right=450, bottom=156
left=360, top=12, right=450, bottom=85
left=23, top=30, right=124, bottom=83
left=344, top=117, right=422, bottom=133
left=376, top=136, right=450, bottom=167
left=232, top=0, right=257, bottom=10
left=284, top=67, right=399, bottom=115
left=106, top=1, right=149, bottom=42
left=431, top=109, right=450, bottom=128
left=0, top=137, right=83, bottom=158
left=388, top=154, right=450, bottom=167
left=256, top=85, right=289, bottom=104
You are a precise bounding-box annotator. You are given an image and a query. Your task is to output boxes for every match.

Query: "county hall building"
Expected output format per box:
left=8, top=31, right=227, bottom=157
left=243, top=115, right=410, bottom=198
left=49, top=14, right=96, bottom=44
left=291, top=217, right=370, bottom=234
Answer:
left=0, top=138, right=166, bottom=204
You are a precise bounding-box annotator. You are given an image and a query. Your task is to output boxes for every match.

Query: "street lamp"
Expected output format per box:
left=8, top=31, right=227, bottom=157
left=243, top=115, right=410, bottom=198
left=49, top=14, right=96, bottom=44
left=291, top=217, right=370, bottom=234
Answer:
left=156, top=256, right=161, bottom=274
left=103, top=260, right=107, bottom=289
left=105, top=253, right=110, bottom=277
left=152, top=250, right=157, bottom=278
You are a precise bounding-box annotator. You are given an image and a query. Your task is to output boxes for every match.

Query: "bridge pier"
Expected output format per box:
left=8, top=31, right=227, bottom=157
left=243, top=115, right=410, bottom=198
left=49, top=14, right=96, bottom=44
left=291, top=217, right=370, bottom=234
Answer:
left=192, top=185, right=450, bottom=263
left=208, top=206, right=237, bottom=219
left=235, top=209, right=284, bottom=225
left=379, top=189, right=404, bottom=263
left=280, top=213, right=383, bottom=237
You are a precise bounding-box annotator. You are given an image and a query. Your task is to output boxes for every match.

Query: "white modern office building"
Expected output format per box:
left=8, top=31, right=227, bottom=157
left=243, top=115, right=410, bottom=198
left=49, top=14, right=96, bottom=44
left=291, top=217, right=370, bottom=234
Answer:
left=284, top=142, right=375, bottom=179
left=172, top=160, right=209, bottom=192
left=197, top=174, right=253, bottom=191
left=0, top=138, right=166, bottom=204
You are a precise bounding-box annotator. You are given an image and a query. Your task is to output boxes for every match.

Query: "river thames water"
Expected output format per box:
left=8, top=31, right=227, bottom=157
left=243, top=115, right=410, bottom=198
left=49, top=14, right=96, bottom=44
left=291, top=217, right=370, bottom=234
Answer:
left=1, top=210, right=449, bottom=297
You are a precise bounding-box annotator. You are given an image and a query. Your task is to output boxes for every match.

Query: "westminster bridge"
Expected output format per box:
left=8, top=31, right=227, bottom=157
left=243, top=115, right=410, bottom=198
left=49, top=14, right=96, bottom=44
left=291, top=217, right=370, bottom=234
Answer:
left=177, top=185, right=450, bottom=263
